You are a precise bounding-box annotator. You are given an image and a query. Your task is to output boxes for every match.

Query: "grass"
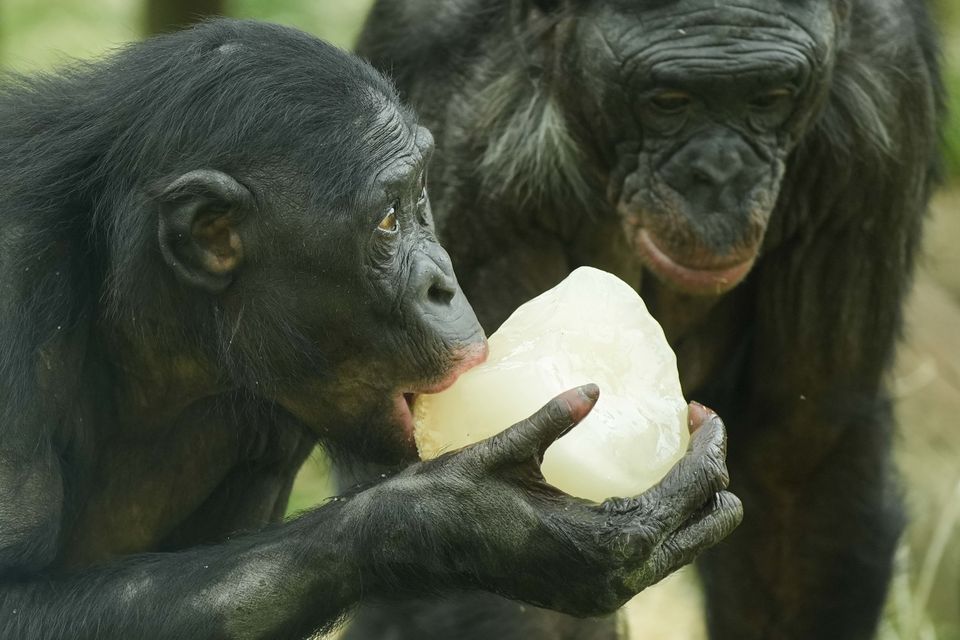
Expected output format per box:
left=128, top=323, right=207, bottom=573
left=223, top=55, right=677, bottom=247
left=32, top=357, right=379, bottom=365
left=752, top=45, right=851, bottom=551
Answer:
left=880, top=479, right=960, bottom=640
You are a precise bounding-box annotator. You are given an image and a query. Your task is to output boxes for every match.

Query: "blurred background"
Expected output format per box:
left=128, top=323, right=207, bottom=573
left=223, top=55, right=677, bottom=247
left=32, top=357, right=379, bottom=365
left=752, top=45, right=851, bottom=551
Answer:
left=1, top=2, right=958, bottom=638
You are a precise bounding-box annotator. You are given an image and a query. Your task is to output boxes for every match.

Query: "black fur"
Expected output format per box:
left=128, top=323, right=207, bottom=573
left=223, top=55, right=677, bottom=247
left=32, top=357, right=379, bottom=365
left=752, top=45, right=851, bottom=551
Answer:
left=0, top=18, right=741, bottom=639
left=357, top=0, right=944, bottom=638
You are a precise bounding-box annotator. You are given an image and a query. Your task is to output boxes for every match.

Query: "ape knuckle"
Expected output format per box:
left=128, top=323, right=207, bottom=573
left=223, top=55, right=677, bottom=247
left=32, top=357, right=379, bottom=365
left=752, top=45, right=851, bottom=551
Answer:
left=636, top=520, right=666, bottom=549
left=623, top=508, right=668, bottom=543
left=715, top=490, right=742, bottom=512
left=543, top=400, right=572, bottom=427
left=474, top=436, right=511, bottom=467
left=702, top=458, right=728, bottom=490
left=708, top=415, right=726, bottom=436
left=693, top=419, right=726, bottom=454
left=659, top=536, right=684, bottom=562
left=716, top=493, right=745, bottom=529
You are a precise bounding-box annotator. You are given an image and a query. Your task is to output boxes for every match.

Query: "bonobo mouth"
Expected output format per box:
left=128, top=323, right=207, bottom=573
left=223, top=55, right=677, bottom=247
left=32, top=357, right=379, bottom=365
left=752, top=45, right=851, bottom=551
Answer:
left=391, top=340, right=489, bottom=438
left=637, top=230, right=757, bottom=297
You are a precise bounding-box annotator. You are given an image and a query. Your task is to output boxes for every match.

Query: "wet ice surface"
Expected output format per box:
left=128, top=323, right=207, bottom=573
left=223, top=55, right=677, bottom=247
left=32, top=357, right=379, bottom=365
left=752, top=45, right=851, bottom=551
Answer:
left=414, top=267, right=689, bottom=502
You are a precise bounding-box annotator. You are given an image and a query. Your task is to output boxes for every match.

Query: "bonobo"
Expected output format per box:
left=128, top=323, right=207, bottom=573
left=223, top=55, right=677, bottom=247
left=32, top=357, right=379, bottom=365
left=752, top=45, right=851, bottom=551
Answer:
left=0, top=19, right=741, bottom=640
left=359, top=0, right=943, bottom=638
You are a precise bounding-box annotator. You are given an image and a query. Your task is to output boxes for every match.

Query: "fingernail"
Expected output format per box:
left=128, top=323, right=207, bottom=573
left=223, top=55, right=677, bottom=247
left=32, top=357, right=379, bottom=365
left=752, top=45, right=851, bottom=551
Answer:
left=687, top=402, right=709, bottom=426
left=579, top=383, right=600, bottom=401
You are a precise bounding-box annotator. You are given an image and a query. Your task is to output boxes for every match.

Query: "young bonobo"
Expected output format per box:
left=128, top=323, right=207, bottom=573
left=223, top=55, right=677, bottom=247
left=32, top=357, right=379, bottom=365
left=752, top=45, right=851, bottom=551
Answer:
left=359, top=0, right=942, bottom=638
left=0, top=20, right=741, bottom=640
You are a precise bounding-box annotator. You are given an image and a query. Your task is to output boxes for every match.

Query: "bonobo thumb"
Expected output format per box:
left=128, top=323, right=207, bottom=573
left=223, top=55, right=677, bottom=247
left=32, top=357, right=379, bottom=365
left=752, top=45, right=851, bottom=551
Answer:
left=490, top=384, right=599, bottom=466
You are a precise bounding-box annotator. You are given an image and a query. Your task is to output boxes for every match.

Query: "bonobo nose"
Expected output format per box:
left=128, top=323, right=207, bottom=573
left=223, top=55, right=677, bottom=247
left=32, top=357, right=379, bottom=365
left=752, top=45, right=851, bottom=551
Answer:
left=660, top=131, right=762, bottom=209
left=419, top=244, right=458, bottom=308
left=414, top=242, right=485, bottom=349
left=426, top=269, right=457, bottom=306
left=690, top=147, right=744, bottom=187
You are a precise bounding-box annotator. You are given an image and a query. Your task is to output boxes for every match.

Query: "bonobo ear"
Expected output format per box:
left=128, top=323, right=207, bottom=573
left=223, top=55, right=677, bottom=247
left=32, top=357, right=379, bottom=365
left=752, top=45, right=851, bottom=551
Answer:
left=157, top=169, right=251, bottom=294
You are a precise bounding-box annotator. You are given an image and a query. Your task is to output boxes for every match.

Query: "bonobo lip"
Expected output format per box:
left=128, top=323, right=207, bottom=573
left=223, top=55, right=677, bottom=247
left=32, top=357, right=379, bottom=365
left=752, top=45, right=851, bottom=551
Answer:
left=391, top=339, right=490, bottom=438
left=637, top=230, right=757, bottom=296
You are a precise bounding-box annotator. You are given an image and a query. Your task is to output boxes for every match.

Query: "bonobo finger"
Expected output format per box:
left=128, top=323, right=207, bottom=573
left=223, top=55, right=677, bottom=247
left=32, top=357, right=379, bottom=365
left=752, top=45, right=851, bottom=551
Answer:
left=629, top=414, right=730, bottom=534
left=484, top=384, right=599, bottom=467
left=687, top=401, right=718, bottom=434
left=644, top=491, right=743, bottom=585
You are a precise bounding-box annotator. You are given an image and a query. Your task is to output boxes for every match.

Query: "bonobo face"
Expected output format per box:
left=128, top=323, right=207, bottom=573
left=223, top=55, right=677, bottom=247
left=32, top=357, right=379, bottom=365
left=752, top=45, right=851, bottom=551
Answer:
left=155, top=71, right=485, bottom=457
left=571, top=0, right=837, bottom=295
left=323, top=120, right=489, bottom=436
left=252, top=115, right=488, bottom=442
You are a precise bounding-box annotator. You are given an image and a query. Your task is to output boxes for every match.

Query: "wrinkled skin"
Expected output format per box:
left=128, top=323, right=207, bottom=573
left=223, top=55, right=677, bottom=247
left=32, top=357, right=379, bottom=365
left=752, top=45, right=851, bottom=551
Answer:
left=358, top=0, right=942, bottom=638
left=0, top=19, right=740, bottom=640
left=357, top=390, right=739, bottom=618
left=563, top=1, right=834, bottom=299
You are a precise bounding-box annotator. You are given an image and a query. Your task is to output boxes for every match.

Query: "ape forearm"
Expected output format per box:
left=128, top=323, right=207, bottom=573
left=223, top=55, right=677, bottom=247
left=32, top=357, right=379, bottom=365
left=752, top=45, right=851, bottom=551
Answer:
left=1, top=500, right=360, bottom=640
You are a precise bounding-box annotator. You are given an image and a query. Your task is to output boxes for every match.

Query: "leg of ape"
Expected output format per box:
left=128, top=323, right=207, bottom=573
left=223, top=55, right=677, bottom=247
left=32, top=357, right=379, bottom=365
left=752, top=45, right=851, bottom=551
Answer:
left=698, top=406, right=902, bottom=639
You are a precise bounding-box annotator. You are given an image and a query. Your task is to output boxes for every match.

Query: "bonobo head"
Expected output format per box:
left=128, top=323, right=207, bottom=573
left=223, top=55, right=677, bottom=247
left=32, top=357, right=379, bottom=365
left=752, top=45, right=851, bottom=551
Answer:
left=517, top=0, right=840, bottom=295
left=103, top=21, right=485, bottom=461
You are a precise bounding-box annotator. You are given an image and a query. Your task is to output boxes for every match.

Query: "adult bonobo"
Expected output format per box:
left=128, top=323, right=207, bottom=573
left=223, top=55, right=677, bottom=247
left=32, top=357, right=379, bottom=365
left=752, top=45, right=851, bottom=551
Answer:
left=0, top=19, right=741, bottom=640
left=359, top=0, right=943, bottom=638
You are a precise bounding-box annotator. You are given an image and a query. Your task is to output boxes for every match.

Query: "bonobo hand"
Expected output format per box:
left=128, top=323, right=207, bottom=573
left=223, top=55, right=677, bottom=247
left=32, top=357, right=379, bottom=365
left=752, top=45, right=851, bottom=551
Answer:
left=357, top=384, right=742, bottom=617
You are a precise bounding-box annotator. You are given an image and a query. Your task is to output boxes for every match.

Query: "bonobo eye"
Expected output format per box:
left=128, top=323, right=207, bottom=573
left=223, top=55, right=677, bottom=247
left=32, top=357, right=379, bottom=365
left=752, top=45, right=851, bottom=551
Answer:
left=378, top=203, right=399, bottom=233
left=650, top=90, right=693, bottom=114
left=749, top=87, right=794, bottom=110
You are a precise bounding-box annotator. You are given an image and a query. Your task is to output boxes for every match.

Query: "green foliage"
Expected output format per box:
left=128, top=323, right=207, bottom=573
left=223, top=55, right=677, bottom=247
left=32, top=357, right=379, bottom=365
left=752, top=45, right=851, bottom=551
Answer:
left=938, top=1, right=960, bottom=183
left=1, top=0, right=139, bottom=71
left=286, top=451, right=336, bottom=515
left=228, top=0, right=373, bottom=49
left=934, top=0, right=960, bottom=25
left=0, top=0, right=373, bottom=72
left=944, top=67, right=960, bottom=181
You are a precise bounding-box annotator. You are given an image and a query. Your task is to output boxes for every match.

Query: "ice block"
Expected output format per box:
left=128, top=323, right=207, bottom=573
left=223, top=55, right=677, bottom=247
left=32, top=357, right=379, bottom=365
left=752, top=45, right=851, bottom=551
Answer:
left=413, top=266, right=689, bottom=502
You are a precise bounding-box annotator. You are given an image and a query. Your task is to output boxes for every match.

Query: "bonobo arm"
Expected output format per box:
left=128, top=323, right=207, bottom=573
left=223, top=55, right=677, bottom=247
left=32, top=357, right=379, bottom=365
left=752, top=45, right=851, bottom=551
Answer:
left=353, top=386, right=742, bottom=618
left=1, top=489, right=363, bottom=640
left=1, top=387, right=739, bottom=639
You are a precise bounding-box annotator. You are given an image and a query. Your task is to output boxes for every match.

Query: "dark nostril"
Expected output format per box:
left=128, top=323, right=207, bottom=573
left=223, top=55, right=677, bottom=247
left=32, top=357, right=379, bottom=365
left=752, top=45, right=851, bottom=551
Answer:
left=427, top=277, right=456, bottom=306
left=422, top=244, right=459, bottom=306
left=690, top=156, right=743, bottom=187
left=692, top=165, right=716, bottom=185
